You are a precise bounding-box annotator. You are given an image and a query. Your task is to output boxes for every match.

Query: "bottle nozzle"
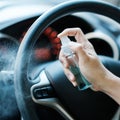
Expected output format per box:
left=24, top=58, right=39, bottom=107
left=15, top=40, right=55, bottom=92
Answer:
left=60, top=36, right=71, bottom=45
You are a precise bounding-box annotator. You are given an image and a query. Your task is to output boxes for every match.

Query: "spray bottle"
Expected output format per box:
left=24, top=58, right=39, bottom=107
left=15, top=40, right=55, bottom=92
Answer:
left=60, top=36, right=91, bottom=90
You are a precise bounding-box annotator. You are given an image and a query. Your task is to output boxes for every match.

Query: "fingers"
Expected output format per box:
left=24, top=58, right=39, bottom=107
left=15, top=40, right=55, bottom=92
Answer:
left=64, top=68, right=77, bottom=87
left=58, top=27, right=95, bottom=59
left=57, top=28, right=87, bottom=43
left=59, top=51, right=77, bottom=86
left=59, top=51, right=69, bottom=68
left=68, top=42, right=90, bottom=64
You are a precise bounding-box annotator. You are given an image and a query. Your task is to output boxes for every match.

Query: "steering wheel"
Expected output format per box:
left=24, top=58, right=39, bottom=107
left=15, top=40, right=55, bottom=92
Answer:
left=14, top=1, right=120, bottom=120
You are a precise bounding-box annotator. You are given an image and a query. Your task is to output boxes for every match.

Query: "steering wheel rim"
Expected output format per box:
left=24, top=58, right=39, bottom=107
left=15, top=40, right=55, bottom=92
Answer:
left=14, top=1, right=120, bottom=120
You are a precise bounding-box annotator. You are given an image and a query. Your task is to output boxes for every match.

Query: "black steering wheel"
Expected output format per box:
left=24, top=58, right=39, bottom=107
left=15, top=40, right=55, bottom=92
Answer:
left=14, top=1, right=120, bottom=120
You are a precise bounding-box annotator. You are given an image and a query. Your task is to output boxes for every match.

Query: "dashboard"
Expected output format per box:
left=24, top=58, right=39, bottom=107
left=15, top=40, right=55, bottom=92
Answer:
left=1, top=14, right=120, bottom=69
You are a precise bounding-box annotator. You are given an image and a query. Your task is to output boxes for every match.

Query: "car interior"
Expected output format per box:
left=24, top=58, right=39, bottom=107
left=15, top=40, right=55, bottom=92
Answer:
left=0, top=0, right=120, bottom=120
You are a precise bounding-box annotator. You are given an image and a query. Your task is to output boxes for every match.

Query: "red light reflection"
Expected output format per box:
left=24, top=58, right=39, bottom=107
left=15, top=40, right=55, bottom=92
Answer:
left=34, top=48, right=52, bottom=61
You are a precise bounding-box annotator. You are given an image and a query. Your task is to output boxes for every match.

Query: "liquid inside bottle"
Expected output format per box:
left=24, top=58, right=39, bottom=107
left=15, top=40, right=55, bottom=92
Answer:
left=69, top=65, right=91, bottom=90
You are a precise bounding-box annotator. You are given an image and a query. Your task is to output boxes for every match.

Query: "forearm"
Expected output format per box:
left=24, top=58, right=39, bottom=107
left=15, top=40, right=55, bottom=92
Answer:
left=100, top=68, right=120, bottom=105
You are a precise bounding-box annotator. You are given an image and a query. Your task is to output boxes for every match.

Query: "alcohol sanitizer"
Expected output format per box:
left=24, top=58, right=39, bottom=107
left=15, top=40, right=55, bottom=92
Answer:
left=60, top=36, right=91, bottom=90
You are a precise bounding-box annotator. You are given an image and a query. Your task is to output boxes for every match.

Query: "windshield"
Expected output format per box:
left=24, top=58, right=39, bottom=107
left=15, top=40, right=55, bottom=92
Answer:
left=0, top=0, right=120, bottom=6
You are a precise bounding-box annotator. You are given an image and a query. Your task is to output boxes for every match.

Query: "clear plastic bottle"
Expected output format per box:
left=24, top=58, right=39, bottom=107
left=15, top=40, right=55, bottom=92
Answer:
left=60, top=36, right=91, bottom=90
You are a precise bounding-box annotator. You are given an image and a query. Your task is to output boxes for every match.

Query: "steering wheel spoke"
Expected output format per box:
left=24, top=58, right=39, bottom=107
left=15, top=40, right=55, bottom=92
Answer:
left=31, top=70, right=74, bottom=120
left=31, top=70, right=56, bottom=99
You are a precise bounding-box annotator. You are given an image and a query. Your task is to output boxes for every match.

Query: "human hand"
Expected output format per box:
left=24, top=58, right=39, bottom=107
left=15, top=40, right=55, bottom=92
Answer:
left=58, top=28, right=109, bottom=91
